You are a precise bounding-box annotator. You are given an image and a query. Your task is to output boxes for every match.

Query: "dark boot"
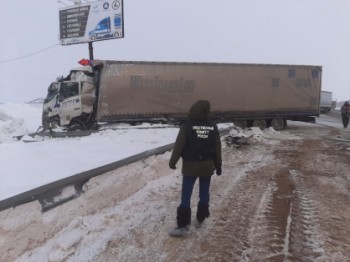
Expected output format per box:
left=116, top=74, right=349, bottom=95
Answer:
left=196, top=203, right=210, bottom=223
left=170, top=207, right=191, bottom=237
left=177, top=207, right=191, bottom=228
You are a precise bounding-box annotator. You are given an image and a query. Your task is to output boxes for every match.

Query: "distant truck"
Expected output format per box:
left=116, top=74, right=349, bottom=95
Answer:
left=42, top=60, right=322, bottom=131
left=320, top=91, right=333, bottom=113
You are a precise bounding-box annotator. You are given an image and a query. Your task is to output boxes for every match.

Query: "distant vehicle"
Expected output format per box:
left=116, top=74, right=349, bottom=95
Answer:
left=331, top=100, right=337, bottom=110
left=89, top=15, right=122, bottom=40
left=320, top=91, right=333, bottom=113
left=42, top=60, right=322, bottom=131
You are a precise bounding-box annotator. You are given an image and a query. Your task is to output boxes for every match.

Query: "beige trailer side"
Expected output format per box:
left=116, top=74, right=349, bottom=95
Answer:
left=94, top=61, right=321, bottom=122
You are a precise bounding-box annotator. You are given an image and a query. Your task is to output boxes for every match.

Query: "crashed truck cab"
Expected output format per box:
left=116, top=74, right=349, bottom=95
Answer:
left=42, top=66, right=96, bottom=130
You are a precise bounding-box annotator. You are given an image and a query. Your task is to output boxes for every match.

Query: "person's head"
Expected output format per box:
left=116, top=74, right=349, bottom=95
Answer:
left=188, top=100, right=211, bottom=120
left=345, top=101, right=349, bottom=106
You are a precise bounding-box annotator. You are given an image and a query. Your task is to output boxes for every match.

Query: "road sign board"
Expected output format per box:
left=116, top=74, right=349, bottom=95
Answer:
left=59, top=0, right=124, bottom=45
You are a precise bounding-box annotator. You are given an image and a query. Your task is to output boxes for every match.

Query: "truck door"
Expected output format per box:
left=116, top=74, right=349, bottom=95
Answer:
left=58, top=82, right=82, bottom=125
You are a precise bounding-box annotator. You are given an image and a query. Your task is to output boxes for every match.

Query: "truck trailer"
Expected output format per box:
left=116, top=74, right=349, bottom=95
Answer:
left=320, top=90, right=333, bottom=113
left=42, top=60, right=322, bottom=130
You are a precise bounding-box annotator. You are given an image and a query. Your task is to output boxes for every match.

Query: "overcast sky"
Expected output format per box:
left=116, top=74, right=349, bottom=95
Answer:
left=0, top=0, right=349, bottom=103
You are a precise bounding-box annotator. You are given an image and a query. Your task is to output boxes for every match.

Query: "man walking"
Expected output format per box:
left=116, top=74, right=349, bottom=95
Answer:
left=341, top=101, right=350, bottom=128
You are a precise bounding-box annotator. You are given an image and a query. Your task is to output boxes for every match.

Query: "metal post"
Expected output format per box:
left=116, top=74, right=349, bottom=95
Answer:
left=89, top=42, right=94, bottom=60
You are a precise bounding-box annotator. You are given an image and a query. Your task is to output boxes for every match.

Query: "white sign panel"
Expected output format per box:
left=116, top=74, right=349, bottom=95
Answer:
left=59, top=0, right=124, bottom=45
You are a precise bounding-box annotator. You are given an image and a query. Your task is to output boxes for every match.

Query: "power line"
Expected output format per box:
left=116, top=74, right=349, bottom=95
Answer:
left=0, top=44, right=60, bottom=64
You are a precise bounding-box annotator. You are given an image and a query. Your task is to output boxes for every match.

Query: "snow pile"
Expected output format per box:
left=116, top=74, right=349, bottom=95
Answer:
left=5, top=152, right=179, bottom=262
left=223, top=126, right=301, bottom=146
left=0, top=109, right=24, bottom=142
left=223, top=126, right=264, bottom=146
left=0, top=103, right=42, bottom=143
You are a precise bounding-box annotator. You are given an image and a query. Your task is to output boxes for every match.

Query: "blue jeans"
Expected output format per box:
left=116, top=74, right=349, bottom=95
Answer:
left=179, top=175, right=212, bottom=209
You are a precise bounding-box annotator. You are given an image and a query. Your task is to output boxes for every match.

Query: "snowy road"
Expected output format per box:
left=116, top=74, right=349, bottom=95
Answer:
left=1, top=115, right=349, bottom=261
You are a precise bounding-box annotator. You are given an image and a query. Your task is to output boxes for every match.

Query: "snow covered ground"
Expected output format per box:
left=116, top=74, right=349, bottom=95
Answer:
left=1, top=103, right=349, bottom=262
left=0, top=103, right=346, bottom=201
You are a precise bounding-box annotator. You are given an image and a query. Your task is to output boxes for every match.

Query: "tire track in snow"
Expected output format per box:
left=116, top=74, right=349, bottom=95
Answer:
left=189, top=144, right=283, bottom=261
left=289, top=169, right=325, bottom=261
left=286, top=136, right=350, bottom=261
left=166, top=113, right=350, bottom=262
left=240, top=182, right=278, bottom=261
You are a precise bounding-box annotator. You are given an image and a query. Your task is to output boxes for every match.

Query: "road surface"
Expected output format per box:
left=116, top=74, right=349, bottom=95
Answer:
left=1, top=118, right=349, bottom=262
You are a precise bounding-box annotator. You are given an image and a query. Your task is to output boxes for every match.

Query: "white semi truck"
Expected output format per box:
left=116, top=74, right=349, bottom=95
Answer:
left=320, top=91, right=333, bottom=113
left=42, top=60, right=322, bottom=130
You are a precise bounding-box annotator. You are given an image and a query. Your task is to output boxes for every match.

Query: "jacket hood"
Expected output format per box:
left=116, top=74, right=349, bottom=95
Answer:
left=344, top=101, right=349, bottom=106
left=188, top=100, right=210, bottom=120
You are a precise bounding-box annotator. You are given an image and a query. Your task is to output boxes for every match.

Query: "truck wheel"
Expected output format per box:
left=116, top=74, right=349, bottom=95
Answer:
left=50, top=117, right=60, bottom=129
left=68, top=118, right=86, bottom=131
left=233, top=120, right=247, bottom=129
left=252, top=119, right=267, bottom=130
left=270, top=118, right=285, bottom=130
left=42, top=114, right=59, bottom=130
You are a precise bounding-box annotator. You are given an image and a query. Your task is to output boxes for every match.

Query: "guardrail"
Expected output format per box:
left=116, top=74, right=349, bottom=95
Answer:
left=1, top=127, right=232, bottom=213
left=0, top=143, right=174, bottom=212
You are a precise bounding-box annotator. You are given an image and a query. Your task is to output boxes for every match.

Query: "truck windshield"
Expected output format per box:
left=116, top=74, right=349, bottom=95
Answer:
left=70, top=70, right=94, bottom=83
left=59, top=82, right=80, bottom=101
left=45, top=82, right=60, bottom=102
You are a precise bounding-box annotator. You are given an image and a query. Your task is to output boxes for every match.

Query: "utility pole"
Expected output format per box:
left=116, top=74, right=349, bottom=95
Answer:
left=89, top=42, right=94, bottom=60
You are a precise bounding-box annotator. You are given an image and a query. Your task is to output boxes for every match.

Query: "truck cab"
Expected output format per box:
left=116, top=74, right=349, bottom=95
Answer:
left=42, top=67, right=96, bottom=130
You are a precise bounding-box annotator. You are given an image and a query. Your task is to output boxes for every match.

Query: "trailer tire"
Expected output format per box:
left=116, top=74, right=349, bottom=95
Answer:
left=233, top=120, right=247, bottom=129
left=252, top=119, right=267, bottom=130
left=270, top=118, right=285, bottom=130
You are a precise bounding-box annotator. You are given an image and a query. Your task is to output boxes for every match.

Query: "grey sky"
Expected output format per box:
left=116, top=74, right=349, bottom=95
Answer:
left=0, top=0, right=349, bottom=102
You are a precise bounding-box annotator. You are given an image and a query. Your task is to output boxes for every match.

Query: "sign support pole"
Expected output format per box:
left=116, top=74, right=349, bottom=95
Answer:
left=89, top=42, right=94, bottom=60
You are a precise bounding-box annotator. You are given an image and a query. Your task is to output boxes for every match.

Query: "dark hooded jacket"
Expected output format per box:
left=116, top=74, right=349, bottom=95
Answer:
left=341, top=101, right=350, bottom=117
left=169, top=100, right=222, bottom=177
